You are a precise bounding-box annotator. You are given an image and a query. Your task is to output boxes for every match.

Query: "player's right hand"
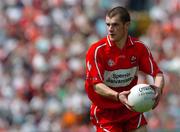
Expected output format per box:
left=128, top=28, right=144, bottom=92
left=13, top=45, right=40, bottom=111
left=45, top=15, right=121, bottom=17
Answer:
left=118, top=91, right=135, bottom=111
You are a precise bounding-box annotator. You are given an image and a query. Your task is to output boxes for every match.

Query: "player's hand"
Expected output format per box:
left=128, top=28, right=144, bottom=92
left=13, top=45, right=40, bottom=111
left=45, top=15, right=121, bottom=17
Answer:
left=118, top=91, right=135, bottom=111
left=150, top=85, right=162, bottom=109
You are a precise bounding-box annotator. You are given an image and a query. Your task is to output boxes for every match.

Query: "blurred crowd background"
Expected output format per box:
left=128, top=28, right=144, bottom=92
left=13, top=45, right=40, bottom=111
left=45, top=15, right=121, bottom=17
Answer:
left=0, top=0, right=179, bottom=132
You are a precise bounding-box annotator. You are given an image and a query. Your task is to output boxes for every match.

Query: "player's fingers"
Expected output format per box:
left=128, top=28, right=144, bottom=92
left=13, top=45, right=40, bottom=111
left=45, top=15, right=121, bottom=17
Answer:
left=152, top=92, right=158, bottom=100
left=124, top=99, right=134, bottom=107
left=121, top=90, right=130, bottom=95
left=152, top=101, right=159, bottom=109
left=152, top=96, right=161, bottom=109
left=119, top=95, right=132, bottom=107
left=149, top=85, right=159, bottom=109
left=150, top=85, right=159, bottom=100
left=153, top=89, right=161, bottom=101
left=150, top=85, right=157, bottom=90
left=150, top=85, right=159, bottom=95
left=125, top=103, right=135, bottom=111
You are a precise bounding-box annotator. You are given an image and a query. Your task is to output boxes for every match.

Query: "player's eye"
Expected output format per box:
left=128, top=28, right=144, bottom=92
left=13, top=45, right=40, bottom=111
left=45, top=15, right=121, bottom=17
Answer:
left=106, top=23, right=110, bottom=27
left=112, top=23, right=118, bottom=27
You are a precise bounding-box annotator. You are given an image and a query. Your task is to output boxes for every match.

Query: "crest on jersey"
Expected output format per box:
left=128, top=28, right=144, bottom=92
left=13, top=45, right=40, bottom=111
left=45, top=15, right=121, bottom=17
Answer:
left=130, top=56, right=137, bottom=64
left=108, top=59, right=115, bottom=67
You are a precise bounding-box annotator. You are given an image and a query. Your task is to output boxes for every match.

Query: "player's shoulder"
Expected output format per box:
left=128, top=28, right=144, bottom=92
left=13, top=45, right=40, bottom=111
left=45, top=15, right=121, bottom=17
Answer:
left=87, top=37, right=107, bottom=52
left=130, top=36, right=148, bottom=50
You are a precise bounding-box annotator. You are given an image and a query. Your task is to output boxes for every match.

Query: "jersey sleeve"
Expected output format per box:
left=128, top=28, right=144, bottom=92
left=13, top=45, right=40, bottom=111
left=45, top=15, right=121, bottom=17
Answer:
left=85, top=45, right=104, bottom=85
left=138, top=45, right=162, bottom=77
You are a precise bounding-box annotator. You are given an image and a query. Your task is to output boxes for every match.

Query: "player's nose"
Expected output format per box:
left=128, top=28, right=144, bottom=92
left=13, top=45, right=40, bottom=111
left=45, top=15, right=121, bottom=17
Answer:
left=108, top=25, right=114, bottom=32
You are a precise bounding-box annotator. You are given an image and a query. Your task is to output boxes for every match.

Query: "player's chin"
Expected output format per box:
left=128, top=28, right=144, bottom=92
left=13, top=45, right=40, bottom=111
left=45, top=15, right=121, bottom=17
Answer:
left=109, top=36, right=116, bottom=41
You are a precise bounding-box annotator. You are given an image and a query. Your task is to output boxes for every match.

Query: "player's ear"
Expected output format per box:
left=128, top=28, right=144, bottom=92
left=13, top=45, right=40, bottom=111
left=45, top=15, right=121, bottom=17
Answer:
left=124, top=22, right=130, bottom=30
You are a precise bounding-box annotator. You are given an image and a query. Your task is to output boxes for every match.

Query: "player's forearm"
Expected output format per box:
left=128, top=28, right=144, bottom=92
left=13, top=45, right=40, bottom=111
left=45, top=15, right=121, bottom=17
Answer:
left=154, top=73, right=165, bottom=92
left=94, top=83, right=119, bottom=101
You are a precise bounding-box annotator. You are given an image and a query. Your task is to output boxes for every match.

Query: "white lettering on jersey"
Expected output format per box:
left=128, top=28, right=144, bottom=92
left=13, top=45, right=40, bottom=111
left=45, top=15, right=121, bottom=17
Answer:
left=104, top=67, right=137, bottom=87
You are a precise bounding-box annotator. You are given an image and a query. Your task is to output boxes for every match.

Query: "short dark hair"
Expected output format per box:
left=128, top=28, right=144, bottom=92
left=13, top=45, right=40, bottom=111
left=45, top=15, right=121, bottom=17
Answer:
left=106, top=6, right=131, bottom=23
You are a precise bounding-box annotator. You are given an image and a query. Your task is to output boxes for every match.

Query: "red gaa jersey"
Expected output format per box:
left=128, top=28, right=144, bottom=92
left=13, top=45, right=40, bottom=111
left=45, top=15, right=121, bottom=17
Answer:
left=85, top=35, right=162, bottom=109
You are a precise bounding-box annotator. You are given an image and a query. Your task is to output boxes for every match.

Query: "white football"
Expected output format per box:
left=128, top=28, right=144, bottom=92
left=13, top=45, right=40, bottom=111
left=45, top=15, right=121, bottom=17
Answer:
left=128, top=84, right=155, bottom=113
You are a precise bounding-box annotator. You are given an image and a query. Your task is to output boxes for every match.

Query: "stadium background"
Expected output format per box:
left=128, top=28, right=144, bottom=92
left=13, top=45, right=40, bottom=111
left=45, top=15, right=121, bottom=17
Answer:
left=0, top=0, right=179, bottom=131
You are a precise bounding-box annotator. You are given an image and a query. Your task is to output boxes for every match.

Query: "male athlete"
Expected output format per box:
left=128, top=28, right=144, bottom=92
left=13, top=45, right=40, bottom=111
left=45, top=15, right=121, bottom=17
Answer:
left=85, top=6, right=165, bottom=132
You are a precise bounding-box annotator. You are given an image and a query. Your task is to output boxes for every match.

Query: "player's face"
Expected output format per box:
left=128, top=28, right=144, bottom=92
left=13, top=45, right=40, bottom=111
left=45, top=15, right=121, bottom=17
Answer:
left=106, top=15, right=129, bottom=42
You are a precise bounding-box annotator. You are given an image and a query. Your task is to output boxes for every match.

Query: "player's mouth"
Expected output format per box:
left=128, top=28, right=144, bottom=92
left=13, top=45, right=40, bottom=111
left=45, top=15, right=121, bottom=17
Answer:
left=110, top=33, right=114, bottom=35
left=109, top=34, right=116, bottom=38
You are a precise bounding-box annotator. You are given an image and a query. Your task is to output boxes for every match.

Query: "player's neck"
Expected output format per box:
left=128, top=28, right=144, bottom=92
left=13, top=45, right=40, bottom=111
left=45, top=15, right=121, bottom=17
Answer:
left=116, top=35, right=127, bottom=49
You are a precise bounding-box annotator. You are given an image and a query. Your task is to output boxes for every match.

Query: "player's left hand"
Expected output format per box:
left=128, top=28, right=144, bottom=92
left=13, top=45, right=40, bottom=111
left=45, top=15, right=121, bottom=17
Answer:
left=150, top=85, right=162, bottom=109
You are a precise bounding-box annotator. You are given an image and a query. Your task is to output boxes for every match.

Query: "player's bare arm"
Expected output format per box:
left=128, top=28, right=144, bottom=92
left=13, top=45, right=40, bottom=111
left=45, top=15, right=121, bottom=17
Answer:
left=94, top=83, right=119, bottom=101
left=94, top=83, right=133, bottom=110
left=154, top=73, right=165, bottom=91
left=151, top=73, right=165, bottom=109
